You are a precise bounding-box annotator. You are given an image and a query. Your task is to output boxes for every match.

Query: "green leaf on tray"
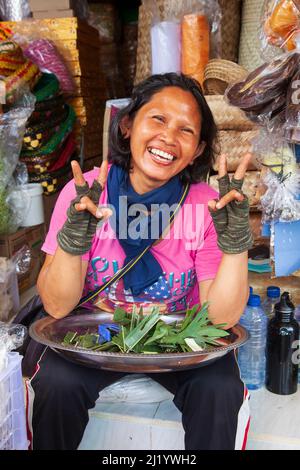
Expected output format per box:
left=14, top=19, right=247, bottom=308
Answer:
left=62, top=303, right=230, bottom=354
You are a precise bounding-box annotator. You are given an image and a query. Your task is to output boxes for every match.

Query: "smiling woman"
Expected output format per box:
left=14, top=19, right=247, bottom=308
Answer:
left=28, top=72, right=252, bottom=451
left=109, top=73, right=217, bottom=188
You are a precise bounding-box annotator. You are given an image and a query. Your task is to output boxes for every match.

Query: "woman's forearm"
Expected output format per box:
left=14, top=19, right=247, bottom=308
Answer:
left=206, top=252, right=249, bottom=329
left=37, top=247, right=87, bottom=318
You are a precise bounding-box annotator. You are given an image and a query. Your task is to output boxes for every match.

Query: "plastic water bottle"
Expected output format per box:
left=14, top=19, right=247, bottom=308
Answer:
left=238, top=294, right=268, bottom=390
left=262, top=286, right=281, bottom=318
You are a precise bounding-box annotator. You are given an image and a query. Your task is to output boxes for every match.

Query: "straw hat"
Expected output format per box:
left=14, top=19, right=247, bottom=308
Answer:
left=203, top=59, right=248, bottom=95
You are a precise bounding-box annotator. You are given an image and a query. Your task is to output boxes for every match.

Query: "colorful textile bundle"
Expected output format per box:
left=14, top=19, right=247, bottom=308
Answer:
left=24, top=38, right=74, bottom=95
left=0, top=34, right=41, bottom=104
left=23, top=104, right=69, bottom=151
left=32, top=72, right=60, bottom=102
left=21, top=104, right=76, bottom=169
left=20, top=70, right=77, bottom=194
left=28, top=133, right=76, bottom=195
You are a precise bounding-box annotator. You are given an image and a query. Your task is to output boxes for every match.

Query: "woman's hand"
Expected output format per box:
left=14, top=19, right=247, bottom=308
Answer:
left=208, top=153, right=253, bottom=254
left=57, top=160, right=112, bottom=255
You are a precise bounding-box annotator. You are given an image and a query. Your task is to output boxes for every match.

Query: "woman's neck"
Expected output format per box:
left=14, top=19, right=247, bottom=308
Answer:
left=129, top=168, right=167, bottom=195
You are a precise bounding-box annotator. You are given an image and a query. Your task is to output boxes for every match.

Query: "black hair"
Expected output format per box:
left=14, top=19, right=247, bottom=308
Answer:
left=109, top=73, right=218, bottom=184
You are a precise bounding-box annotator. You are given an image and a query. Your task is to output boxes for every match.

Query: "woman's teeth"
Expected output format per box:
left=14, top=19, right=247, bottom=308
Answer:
left=148, top=148, right=175, bottom=162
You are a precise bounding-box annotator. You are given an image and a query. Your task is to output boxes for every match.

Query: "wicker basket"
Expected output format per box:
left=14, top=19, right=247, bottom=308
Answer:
left=218, top=0, right=242, bottom=62
left=205, top=95, right=256, bottom=131
left=203, top=59, right=248, bottom=95
left=209, top=170, right=261, bottom=206
left=213, top=130, right=259, bottom=171
left=135, top=4, right=152, bottom=84
left=238, top=0, right=265, bottom=71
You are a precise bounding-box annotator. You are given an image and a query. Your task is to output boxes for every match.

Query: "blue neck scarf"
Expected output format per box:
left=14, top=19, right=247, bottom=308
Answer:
left=107, top=164, right=187, bottom=295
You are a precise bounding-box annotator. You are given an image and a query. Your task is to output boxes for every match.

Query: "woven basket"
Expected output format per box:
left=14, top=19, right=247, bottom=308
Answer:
left=209, top=170, right=261, bottom=206
left=203, top=59, right=248, bottom=95
left=218, top=0, right=242, bottom=62
left=135, top=4, right=152, bottom=84
left=238, top=0, right=265, bottom=71
left=213, top=130, right=259, bottom=171
left=205, top=95, right=256, bottom=131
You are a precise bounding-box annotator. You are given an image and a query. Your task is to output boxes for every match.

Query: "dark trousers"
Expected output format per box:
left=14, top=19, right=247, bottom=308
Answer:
left=26, top=347, right=248, bottom=450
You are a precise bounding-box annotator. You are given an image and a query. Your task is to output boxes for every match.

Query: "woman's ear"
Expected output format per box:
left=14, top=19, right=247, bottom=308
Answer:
left=120, top=115, right=132, bottom=139
left=190, top=141, right=206, bottom=165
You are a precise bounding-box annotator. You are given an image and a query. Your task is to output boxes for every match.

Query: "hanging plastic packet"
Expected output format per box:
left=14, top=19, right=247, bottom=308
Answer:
left=143, top=0, right=221, bottom=81
left=261, top=0, right=300, bottom=60
left=0, top=0, right=30, bottom=21
left=253, top=130, right=300, bottom=223
left=181, top=13, right=210, bottom=87
left=146, top=0, right=181, bottom=75
left=225, top=50, right=299, bottom=131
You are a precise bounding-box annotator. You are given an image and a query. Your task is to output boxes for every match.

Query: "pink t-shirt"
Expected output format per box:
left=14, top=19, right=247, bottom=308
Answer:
left=42, top=166, right=222, bottom=313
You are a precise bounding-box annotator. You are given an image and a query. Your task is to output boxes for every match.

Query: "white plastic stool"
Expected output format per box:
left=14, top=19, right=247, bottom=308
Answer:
left=78, top=374, right=184, bottom=450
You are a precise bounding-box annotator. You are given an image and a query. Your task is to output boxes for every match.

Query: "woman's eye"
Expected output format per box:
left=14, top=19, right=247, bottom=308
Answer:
left=182, top=127, right=194, bottom=134
left=152, top=115, right=164, bottom=122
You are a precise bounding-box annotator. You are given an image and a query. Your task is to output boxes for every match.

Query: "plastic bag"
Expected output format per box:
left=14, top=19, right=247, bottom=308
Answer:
left=225, top=51, right=299, bottom=127
left=87, top=2, right=118, bottom=44
left=144, top=0, right=221, bottom=84
left=0, top=322, right=27, bottom=373
left=0, top=90, right=35, bottom=234
left=0, top=258, right=20, bottom=323
left=261, top=0, right=300, bottom=59
left=99, top=374, right=173, bottom=404
left=256, top=133, right=300, bottom=223
left=0, top=0, right=30, bottom=21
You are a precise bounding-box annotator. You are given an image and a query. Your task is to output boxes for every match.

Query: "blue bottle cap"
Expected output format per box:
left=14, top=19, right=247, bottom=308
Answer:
left=249, top=286, right=253, bottom=294
left=247, top=294, right=261, bottom=307
left=267, top=286, right=280, bottom=298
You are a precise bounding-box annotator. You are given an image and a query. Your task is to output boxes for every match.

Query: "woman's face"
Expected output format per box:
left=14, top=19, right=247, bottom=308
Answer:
left=126, top=86, right=204, bottom=191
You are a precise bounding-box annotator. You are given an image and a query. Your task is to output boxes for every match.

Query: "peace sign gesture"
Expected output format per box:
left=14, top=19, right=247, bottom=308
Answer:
left=71, top=160, right=111, bottom=219
left=208, top=153, right=253, bottom=254
left=57, top=160, right=112, bottom=256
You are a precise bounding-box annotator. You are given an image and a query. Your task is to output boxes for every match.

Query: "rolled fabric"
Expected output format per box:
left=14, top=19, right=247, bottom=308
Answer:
left=151, top=21, right=181, bottom=74
left=182, top=13, right=210, bottom=87
left=24, top=39, right=74, bottom=95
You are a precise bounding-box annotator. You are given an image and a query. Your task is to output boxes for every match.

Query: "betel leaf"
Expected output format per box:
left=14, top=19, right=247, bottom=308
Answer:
left=124, top=309, right=161, bottom=352
left=62, top=303, right=230, bottom=354
left=143, top=320, right=170, bottom=346
left=113, top=307, right=131, bottom=325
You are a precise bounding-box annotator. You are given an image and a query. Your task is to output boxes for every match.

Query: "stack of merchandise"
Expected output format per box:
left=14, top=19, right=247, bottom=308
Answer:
left=29, top=0, right=75, bottom=19
left=20, top=72, right=76, bottom=195
left=206, top=94, right=261, bottom=209
left=1, top=17, right=106, bottom=171
left=0, top=27, right=39, bottom=235
left=225, top=0, right=300, bottom=278
left=119, top=22, right=138, bottom=96
left=88, top=2, right=126, bottom=109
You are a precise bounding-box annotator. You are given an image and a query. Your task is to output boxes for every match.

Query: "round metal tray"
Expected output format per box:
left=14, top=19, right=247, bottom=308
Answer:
left=29, top=310, right=249, bottom=373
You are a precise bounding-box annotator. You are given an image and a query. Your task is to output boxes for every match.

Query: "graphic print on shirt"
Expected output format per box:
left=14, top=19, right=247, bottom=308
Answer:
left=85, top=255, right=197, bottom=312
